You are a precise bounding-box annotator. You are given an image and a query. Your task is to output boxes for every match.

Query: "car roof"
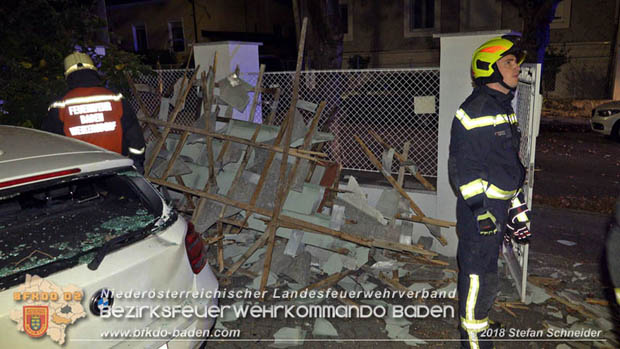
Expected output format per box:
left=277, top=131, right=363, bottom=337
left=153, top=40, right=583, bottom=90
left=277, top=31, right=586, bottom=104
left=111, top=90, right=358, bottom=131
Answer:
left=0, top=126, right=132, bottom=187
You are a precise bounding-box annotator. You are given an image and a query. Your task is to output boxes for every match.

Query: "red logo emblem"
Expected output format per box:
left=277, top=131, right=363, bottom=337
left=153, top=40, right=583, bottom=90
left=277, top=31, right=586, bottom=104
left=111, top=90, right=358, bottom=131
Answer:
left=23, top=306, right=48, bottom=338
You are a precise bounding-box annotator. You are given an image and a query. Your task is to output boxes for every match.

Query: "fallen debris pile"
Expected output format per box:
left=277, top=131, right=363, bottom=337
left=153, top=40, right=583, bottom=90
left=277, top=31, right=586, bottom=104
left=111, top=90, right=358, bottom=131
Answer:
left=131, top=18, right=451, bottom=296
left=126, top=17, right=620, bottom=348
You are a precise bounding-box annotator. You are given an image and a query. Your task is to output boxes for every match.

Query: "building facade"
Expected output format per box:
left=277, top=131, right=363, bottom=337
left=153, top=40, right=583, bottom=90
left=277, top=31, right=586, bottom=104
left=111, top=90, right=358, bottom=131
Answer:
left=106, top=0, right=296, bottom=68
left=106, top=0, right=620, bottom=99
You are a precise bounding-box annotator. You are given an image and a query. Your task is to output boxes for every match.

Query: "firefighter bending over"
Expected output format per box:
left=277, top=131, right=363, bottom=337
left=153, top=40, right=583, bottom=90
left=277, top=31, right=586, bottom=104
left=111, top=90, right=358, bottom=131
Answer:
left=43, top=52, right=145, bottom=172
left=448, top=35, right=532, bottom=349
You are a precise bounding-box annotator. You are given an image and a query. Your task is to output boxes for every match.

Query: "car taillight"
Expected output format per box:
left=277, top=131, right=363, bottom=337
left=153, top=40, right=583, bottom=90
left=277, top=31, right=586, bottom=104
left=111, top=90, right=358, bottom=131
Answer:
left=185, top=221, right=207, bottom=274
left=0, top=168, right=81, bottom=189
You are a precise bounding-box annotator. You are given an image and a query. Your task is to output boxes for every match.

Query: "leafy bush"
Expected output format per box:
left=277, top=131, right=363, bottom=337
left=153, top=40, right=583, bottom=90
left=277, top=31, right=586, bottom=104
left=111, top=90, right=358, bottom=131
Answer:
left=0, top=0, right=151, bottom=128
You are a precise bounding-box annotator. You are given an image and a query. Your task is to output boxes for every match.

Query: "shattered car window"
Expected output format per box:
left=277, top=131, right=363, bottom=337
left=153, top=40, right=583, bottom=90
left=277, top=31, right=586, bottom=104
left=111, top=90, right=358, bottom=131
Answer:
left=0, top=171, right=164, bottom=290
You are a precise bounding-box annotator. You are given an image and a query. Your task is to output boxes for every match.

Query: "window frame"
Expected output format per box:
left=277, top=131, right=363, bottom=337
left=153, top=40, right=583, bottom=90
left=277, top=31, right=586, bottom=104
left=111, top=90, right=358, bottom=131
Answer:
left=132, top=23, right=148, bottom=52
left=168, top=20, right=186, bottom=53
left=403, top=0, right=441, bottom=38
left=339, top=0, right=353, bottom=42
left=550, top=0, right=571, bottom=29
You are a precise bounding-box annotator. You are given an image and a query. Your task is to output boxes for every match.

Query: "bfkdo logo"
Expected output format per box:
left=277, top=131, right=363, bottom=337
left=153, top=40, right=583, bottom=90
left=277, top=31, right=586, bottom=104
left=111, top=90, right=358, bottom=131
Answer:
left=23, top=306, right=48, bottom=337
left=10, top=275, right=87, bottom=345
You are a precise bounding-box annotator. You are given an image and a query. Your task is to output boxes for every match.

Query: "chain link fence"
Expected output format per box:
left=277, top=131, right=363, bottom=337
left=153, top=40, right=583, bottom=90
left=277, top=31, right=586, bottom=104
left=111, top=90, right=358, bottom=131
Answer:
left=128, top=68, right=441, bottom=178
left=516, top=64, right=537, bottom=167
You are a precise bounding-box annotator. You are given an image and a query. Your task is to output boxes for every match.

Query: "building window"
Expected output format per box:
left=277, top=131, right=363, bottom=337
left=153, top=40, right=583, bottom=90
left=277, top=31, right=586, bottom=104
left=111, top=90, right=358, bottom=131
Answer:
left=169, top=21, right=185, bottom=52
left=404, top=0, right=440, bottom=38
left=410, top=0, right=434, bottom=30
left=340, top=0, right=353, bottom=41
left=550, top=0, right=571, bottom=29
left=132, top=24, right=148, bottom=52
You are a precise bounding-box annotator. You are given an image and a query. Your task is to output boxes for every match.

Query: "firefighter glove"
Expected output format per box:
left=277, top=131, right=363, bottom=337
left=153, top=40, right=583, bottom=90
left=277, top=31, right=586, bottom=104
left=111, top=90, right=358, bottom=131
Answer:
left=506, top=220, right=531, bottom=243
left=509, top=189, right=530, bottom=224
left=504, top=228, right=513, bottom=245
left=476, top=210, right=497, bottom=235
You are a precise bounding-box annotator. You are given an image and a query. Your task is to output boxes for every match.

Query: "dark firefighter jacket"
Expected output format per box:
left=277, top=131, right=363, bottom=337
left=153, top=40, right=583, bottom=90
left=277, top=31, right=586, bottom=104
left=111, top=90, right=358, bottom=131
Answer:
left=448, top=85, right=526, bottom=214
left=43, top=69, right=145, bottom=157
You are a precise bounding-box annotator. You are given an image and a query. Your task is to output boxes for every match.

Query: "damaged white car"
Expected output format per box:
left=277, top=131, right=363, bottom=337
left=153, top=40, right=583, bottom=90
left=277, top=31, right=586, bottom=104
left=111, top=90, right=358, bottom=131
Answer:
left=0, top=126, right=218, bottom=348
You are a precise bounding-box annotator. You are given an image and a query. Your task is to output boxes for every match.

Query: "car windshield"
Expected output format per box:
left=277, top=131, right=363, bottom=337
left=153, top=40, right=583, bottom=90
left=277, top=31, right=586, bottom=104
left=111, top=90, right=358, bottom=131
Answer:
left=0, top=169, right=167, bottom=290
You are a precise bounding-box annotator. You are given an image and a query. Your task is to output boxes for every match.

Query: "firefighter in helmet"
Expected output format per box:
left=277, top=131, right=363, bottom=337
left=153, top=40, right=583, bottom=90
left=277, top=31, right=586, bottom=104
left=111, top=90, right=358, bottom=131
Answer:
left=43, top=51, right=145, bottom=172
left=448, top=35, right=531, bottom=349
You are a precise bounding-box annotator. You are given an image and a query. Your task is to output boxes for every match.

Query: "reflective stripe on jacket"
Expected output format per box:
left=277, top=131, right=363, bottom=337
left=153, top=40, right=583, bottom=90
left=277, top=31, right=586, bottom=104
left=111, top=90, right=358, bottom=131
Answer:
left=49, top=87, right=125, bottom=154
left=448, top=86, right=526, bottom=212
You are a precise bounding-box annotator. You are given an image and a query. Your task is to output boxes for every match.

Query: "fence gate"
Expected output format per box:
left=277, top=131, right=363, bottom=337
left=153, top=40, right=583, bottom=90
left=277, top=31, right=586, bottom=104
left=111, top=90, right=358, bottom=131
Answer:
left=504, top=63, right=543, bottom=302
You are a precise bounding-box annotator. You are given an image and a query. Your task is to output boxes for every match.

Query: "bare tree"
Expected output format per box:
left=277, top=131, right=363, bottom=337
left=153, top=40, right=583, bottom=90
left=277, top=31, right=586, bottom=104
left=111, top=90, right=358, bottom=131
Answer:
left=505, top=0, right=562, bottom=64
left=294, top=0, right=345, bottom=69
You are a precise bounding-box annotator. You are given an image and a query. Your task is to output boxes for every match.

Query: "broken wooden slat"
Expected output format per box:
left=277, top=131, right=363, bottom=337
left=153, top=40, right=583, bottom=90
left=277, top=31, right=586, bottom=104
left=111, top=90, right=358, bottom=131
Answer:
left=369, top=129, right=436, bottom=191
left=337, top=297, right=360, bottom=309
left=265, top=87, right=281, bottom=125
left=190, top=66, right=219, bottom=225
left=203, top=234, right=224, bottom=245
left=497, top=302, right=517, bottom=318
left=174, top=175, right=195, bottom=210
left=218, top=218, right=250, bottom=230
left=201, top=67, right=218, bottom=189
left=222, top=262, right=259, bottom=278
left=395, top=213, right=456, bottom=228
left=144, top=66, right=200, bottom=176
left=266, top=216, right=437, bottom=257
left=226, top=232, right=270, bottom=278
left=137, top=117, right=322, bottom=163
left=161, top=131, right=190, bottom=179
left=215, top=67, right=268, bottom=237
left=216, top=224, right=232, bottom=272
left=259, top=17, right=309, bottom=295
left=248, top=64, right=266, bottom=123
left=528, top=278, right=597, bottom=318
left=354, top=135, right=447, bottom=246
left=298, top=270, right=352, bottom=294
left=377, top=272, right=410, bottom=293
left=585, top=298, right=608, bottom=306
left=147, top=177, right=438, bottom=257
left=397, top=141, right=410, bottom=187
left=527, top=276, right=562, bottom=287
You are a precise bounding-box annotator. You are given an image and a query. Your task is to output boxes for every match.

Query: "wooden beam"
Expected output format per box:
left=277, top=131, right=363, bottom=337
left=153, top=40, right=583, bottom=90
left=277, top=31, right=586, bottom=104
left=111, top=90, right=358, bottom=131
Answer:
left=259, top=17, right=310, bottom=295
left=354, top=135, right=447, bottom=246
left=369, top=129, right=436, bottom=191
left=147, top=177, right=438, bottom=257
left=137, top=116, right=322, bottom=163
left=298, top=270, right=352, bottom=294
left=248, top=64, right=266, bottom=123
left=395, top=213, right=456, bottom=228
left=144, top=66, right=200, bottom=176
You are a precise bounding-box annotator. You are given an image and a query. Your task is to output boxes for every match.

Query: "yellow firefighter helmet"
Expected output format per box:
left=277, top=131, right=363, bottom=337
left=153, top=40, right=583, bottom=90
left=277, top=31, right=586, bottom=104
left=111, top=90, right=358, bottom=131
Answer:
left=63, top=52, right=97, bottom=77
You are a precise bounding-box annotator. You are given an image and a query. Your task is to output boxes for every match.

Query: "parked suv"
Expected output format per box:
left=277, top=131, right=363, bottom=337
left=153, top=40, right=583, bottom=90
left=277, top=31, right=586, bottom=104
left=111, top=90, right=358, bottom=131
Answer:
left=0, top=126, right=218, bottom=348
left=591, top=101, right=620, bottom=140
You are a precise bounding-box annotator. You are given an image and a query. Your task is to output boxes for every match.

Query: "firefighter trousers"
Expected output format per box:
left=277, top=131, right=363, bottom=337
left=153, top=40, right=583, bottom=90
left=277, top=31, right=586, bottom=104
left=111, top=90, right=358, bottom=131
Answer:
left=456, top=197, right=509, bottom=349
